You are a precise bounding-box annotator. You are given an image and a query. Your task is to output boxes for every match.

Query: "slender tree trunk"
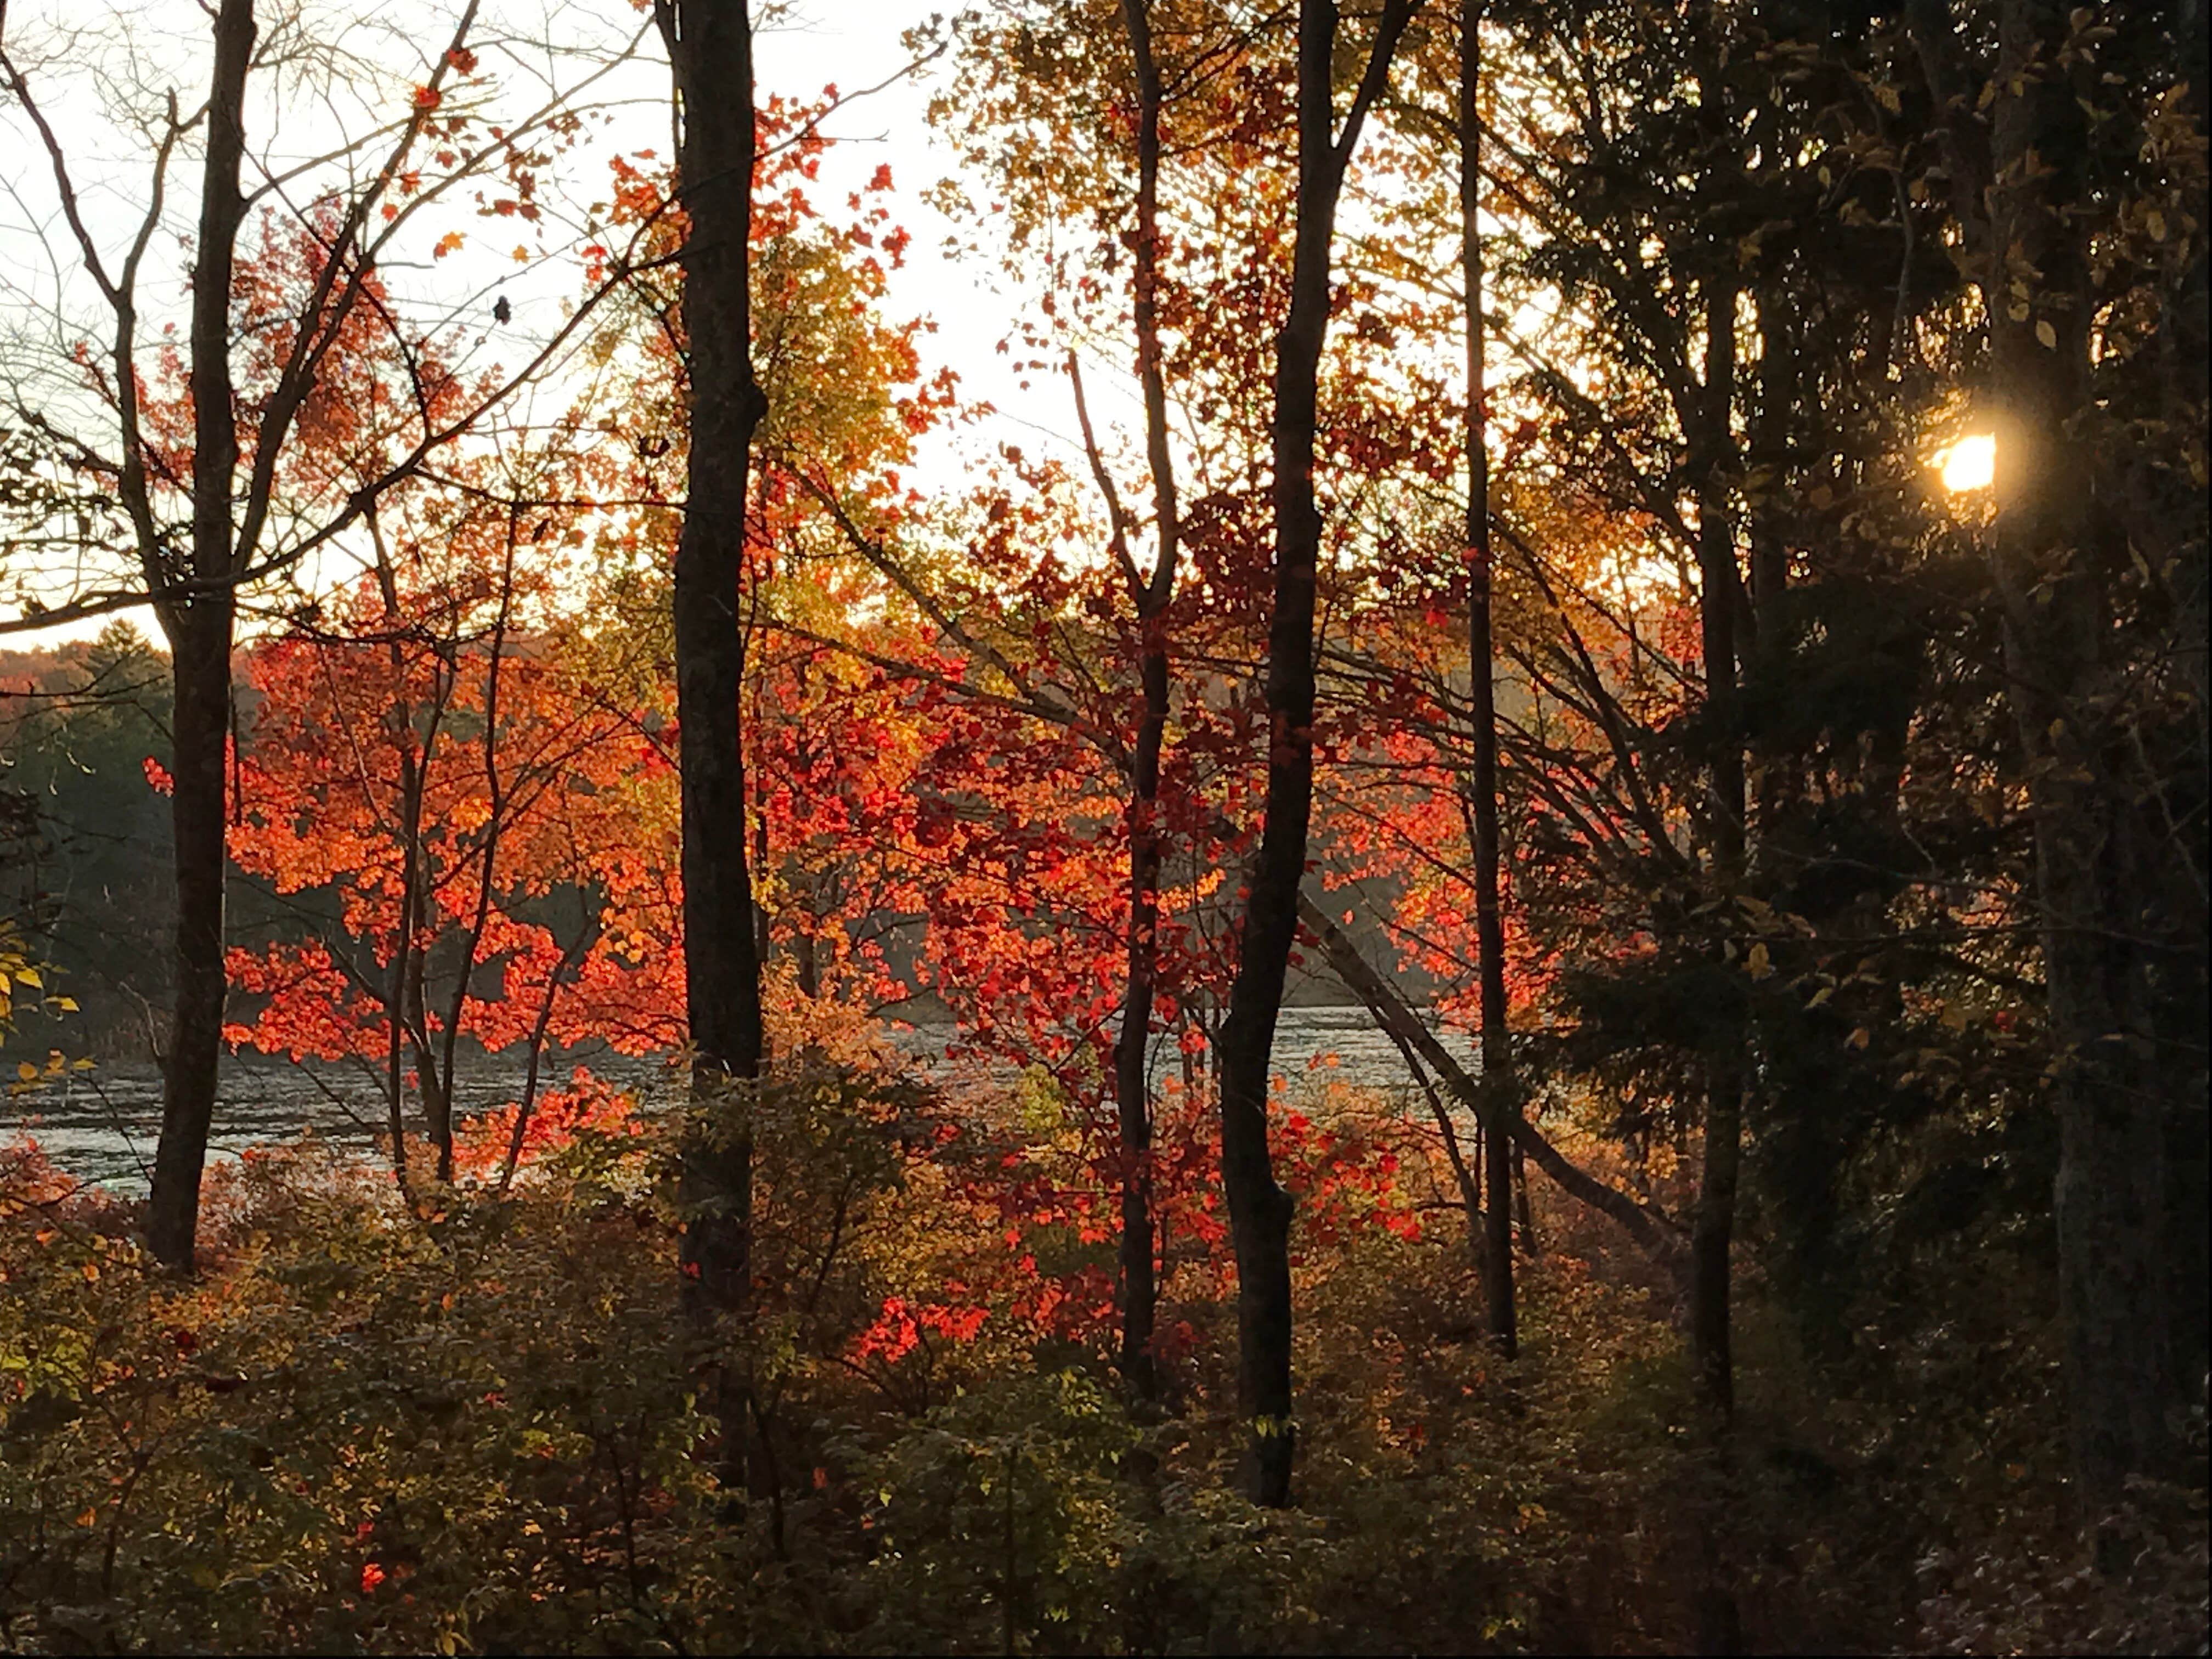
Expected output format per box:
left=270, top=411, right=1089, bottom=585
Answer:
left=1216, top=2, right=1413, bottom=1504
left=388, top=743, right=424, bottom=1184
left=661, top=0, right=769, bottom=1316
left=1215, top=0, right=1337, bottom=1509
left=1690, top=277, right=1742, bottom=1420
left=1689, top=261, right=1748, bottom=1655
left=368, top=527, right=456, bottom=1184
left=409, top=947, right=454, bottom=1181
left=1458, top=0, right=1516, bottom=1357
left=1109, top=0, right=1182, bottom=1408
left=146, top=0, right=256, bottom=1273
left=385, top=836, right=414, bottom=1188
left=438, top=529, right=519, bottom=1172
left=1113, top=641, right=1166, bottom=1403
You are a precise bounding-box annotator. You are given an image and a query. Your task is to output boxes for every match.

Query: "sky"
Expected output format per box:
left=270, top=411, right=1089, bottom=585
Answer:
left=756, top=2, right=1076, bottom=447
left=755, top=4, right=1137, bottom=496
left=0, top=0, right=1097, bottom=648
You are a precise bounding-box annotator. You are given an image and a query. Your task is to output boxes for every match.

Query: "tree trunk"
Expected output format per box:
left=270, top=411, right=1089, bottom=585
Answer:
left=1983, top=0, right=2194, bottom=1519
left=1113, top=636, right=1166, bottom=1404
left=662, top=0, right=769, bottom=1316
left=149, top=609, right=236, bottom=1268
left=146, top=0, right=256, bottom=1274
left=1214, top=0, right=1347, bottom=1510
left=1458, top=0, right=1516, bottom=1358
left=1109, top=0, right=1181, bottom=1409
left=1690, top=276, right=1743, bottom=1420
left=1197, top=0, right=1414, bottom=1469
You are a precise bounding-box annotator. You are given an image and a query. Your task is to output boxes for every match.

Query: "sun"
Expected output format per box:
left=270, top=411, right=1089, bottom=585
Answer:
left=1935, top=433, right=1996, bottom=493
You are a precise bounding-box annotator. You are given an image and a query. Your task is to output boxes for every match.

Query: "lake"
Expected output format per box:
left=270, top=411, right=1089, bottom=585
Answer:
left=5, top=1007, right=1472, bottom=1191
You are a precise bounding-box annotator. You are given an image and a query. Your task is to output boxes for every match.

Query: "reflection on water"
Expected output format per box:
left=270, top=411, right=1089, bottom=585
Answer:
left=5, top=1008, right=1473, bottom=1192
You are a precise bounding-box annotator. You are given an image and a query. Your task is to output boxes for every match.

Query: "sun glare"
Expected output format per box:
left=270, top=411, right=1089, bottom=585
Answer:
left=1936, top=433, right=1996, bottom=493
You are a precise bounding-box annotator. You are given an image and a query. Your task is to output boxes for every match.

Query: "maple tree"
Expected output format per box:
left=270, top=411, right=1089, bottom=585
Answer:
left=222, top=454, right=663, bottom=1188
left=0, top=0, right=667, bottom=1268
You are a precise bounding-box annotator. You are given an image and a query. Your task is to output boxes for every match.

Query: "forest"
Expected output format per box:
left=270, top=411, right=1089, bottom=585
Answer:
left=0, top=0, right=2204, bottom=1652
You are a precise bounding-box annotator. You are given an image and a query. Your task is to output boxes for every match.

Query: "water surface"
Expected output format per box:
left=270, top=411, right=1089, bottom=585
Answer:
left=6, top=1007, right=1472, bottom=1190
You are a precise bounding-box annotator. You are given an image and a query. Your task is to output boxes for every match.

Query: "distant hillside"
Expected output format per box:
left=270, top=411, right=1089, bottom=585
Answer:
left=1, top=623, right=175, bottom=1058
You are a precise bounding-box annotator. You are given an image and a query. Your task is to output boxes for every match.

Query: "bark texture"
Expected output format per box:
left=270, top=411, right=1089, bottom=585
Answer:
left=661, top=0, right=770, bottom=1314
left=146, top=0, right=256, bottom=1273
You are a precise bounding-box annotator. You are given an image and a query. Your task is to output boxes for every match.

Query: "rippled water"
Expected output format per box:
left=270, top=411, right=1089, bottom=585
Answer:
left=4, top=1007, right=1471, bottom=1192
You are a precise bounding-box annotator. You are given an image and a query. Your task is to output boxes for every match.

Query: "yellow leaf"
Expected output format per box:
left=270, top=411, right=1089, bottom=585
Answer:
left=2035, top=319, right=2058, bottom=348
left=54, top=997, right=78, bottom=1013
left=16, top=1062, right=37, bottom=1082
left=1847, top=1028, right=1871, bottom=1050
left=1748, top=943, right=1773, bottom=980
left=433, top=230, right=465, bottom=258
left=14, top=968, right=40, bottom=989
left=2147, top=208, right=2168, bottom=241
left=512, top=244, right=530, bottom=262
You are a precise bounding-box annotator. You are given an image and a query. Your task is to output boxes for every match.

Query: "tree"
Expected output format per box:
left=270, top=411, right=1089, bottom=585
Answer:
left=1099, top=0, right=1182, bottom=1408
left=223, top=469, right=645, bottom=1189
left=1456, top=0, right=1516, bottom=1355
left=654, top=0, right=770, bottom=1320
left=0, top=0, right=652, bottom=1267
left=1215, top=0, right=1418, bottom=1508
left=1905, top=0, right=2209, bottom=1522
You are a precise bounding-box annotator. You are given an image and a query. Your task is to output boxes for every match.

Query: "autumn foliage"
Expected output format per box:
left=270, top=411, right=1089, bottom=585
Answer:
left=0, top=0, right=2205, bottom=1653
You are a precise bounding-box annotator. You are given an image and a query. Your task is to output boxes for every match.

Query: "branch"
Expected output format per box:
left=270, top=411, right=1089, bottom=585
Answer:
left=1332, top=0, right=1423, bottom=183
left=1065, top=352, right=1146, bottom=602
left=1296, top=889, right=1687, bottom=1268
